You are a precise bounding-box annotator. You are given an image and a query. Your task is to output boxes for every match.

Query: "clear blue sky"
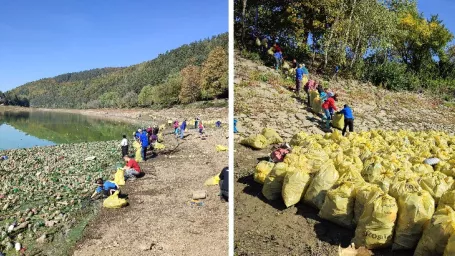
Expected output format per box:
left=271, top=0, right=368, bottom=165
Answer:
left=418, top=0, right=455, bottom=36
left=0, top=0, right=227, bottom=92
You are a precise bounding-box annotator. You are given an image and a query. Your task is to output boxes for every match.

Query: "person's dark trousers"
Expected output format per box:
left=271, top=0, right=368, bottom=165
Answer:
left=121, top=146, right=128, bottom=157
left=296, top=79, right=302, bottom=96
left=304, top=88, right=310, bottom=105
left=219, top=180, right=228, bottom=202
left=142, top=146, right=147, bottom=161
left=343, top=118, right=354, bottom=136
left=194, top=121, right=199, bottom=129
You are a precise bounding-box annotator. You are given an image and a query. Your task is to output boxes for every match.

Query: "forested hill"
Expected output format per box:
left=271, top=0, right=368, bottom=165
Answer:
left=3, top=33, right=228, bottom=109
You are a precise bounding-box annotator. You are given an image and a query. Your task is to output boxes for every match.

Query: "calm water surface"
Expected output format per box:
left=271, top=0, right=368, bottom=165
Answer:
left=0, top=109, right=136, bottom=150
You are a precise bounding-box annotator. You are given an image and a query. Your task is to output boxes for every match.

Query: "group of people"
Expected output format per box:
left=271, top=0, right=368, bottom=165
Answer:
left=129, top=125, right=160, bottom=161
left=173, top=117, right=207, bottom=139
left=91, top=154, right=143, bottom=199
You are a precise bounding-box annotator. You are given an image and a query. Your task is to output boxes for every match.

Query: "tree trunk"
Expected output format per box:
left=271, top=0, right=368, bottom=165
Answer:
left=324, top=16, right=339, bottom=69
left=344, top=0, right=357, bottom=45
left=241, top=0, right=248, bottom=47
left=350, top=28, right=362, bottom=68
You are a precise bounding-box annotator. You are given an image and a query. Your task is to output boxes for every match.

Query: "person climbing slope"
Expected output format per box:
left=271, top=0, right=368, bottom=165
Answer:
left=173, top=120, right=179, bottom=135
left=322, top=93, right=338, bottom=121
left=274, top=50, right=283, bottom=70
left=338, top=104, right=354, bottom=136
left=295, top=64, right=304, bottom=96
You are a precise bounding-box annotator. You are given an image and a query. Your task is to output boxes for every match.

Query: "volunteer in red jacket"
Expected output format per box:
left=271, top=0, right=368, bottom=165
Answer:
left=322, top=93, right=338, bottom=120
left=123, top=155, right=142, bottom=181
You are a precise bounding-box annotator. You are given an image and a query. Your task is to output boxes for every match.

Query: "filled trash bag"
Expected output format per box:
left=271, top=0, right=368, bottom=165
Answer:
left=354, top=183, right=384, bottom=226
left=114, top=168, right=125, bottom=186
left=261, top=128, right=283, bottom=145
left=254, top=161, right=275, bottom=184
left=312, top=96, right=322, bottom=114
left=304, top=161, right=339, bottom=209
left=352, top=193, right=398, bottom=249
left=103, top=191, right=128, bottom=209
left=392, top=190, right=435, bottom=250
left=240, top=134, right=270, bottom=149
left=289, top=132, right=309, bottom=147
left=419, top=171, right=454, bottom=203
left=414, top=206, right=455, bottom=256
left=438, top=189, right=455, bottom=211
left=332, top=113, right=345, bottom=130
left=216, top=145, right=228, bottom=151
left=282, top=169, right=311, bottom=207
left=154, top=143, right=165, bottom=150
left=319, top=181, right=357, bottom=228
left=444, top=233, right=455, bottom=256
left=388, top=177, right=421, bottom=200
left=204, top=174, right=220, bottom=186
left=262, top=163, right=290, bottom=201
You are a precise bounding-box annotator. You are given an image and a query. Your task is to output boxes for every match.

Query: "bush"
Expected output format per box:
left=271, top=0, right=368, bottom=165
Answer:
left=138, top=85, right=154, bottom=107
left=365, top=62, right=421, bottom=91
left=120, top=92, right=138, bottom=108
left=150, top=73, right=182, bottom=107
left=98, top=92, right=120, bottom=108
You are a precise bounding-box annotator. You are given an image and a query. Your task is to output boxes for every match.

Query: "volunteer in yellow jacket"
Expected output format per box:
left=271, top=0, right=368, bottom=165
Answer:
left=337, top=104, right=354, bottom=136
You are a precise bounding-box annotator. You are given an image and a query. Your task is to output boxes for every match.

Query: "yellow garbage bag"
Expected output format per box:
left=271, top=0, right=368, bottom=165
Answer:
left=154, top=143, right=165, bottom=150
left=216, top=145, right=228, bottom=151
left=254, top=161, right=275, bottom=184
left=306, top=150, right=329, bottom=173
left=388, top=177, right=421, bottom=200
left=444, top=233, right=455, bottom=256
left=282, top=61, right=290, bottom=70
left=352, top=193, right=398, bottom=249
left=261, top=128, right=283, bottom=145
left=436, top=161, right=455, bottom=178
left=262, top=163, right=290, bottom=201
left=414, top=206, right=455, bottom=256
left=309, top=90, right=319, bottom=107
left=312, top=96, right=322, bottom=114
left=255, top=37, right=261, bottom=46
left=289, top=131, right=308, bottom=146
left=282, top=169, right=311, bottom=207
left=114, top=168, right=125, bottom=186
left=362, top=162, right=394, bottom=193
left=204, top=174, right=220, bottom=186
left=132, top=140, right=141, bottom=150
left=103, top=191, right=128, bottom=209
left=302, top=76, right=309, bottom=86
left=303, top=162, right=339, bottom=209
left=267, top=47, right=274, bottom=55
left=159, top=124, right=165, bottom=131
left=392, top=190, right=435, bottom=250
left=135, top=146, right=143, bottom=163
left=411, top=163, right=434, bottom=175
left=283, top=153, right=307, bottom=171
left=332, top=113, right=344, bottom=130
left=419, top=171, right=454, bottom=203
left=437, top=189, right=455, bottom=211
left=337, top=169, right=365, bottom=186
left=354, top=183, right=384, bottom=226
left=319, top=182, right=357, bottom=228
left=240, top=134, right=269, bottom=149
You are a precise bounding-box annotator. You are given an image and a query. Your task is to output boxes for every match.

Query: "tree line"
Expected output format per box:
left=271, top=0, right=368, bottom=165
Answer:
left=5, top=33, right=228, bottom=108
left=235, top=0, right=455, bottom=100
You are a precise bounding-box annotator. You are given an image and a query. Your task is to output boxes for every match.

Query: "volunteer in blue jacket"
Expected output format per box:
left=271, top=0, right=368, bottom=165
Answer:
left=139, top=129, right=149, bottom=161
left=338, top=104, right=354, bottom=136
left=180, top=119, right=187, bottom=139
left=91, top=178, right=119, bottom=199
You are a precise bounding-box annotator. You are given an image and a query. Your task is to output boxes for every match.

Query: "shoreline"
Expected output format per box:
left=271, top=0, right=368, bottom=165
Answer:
left=1, top=101, right=228, bottom=126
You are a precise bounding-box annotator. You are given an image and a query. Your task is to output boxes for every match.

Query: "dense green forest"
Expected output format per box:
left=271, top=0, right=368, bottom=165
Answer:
left=2, top=33, right=228, bottom=108
left=235, top=0, right=455, bottom=100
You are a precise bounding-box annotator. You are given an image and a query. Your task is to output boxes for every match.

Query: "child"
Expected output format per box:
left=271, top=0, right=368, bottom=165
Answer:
left=173, top=120, right=179, bottom=135
left=198, top=121, right=204, bottom=135
left=120, top=135, right=128, bottom=157
left=91, top=178, right=119, bottom=199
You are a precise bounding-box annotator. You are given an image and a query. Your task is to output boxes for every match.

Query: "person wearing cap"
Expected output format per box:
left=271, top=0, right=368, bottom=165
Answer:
left=338, top=104, right=354, bottom=136
left=91, top=178, right=119, bottom=199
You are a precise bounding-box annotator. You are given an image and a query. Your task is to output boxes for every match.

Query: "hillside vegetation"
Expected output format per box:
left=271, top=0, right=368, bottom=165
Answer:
left=1, top=33, right=228, bottom=109
left=235, top=0, right=455, bottom=100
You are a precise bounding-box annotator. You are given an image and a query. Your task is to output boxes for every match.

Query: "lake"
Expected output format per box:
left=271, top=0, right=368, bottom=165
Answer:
left=0, top=109, right=137, bottom=150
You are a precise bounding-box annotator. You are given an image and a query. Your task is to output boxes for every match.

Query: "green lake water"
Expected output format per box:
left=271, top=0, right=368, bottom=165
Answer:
left=0, top=109, right=137, bottom=150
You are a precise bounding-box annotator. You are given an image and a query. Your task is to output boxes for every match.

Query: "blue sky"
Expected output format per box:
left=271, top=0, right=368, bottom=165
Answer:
left=0, top=0, right=228, bottom=92
left=418, top=0, right=455, bottom=35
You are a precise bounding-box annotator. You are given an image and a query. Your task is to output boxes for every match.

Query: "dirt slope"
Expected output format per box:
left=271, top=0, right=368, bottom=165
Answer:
left=73, top=126, right=228, bottom=256
left=234, top=53, right=455, bottom=256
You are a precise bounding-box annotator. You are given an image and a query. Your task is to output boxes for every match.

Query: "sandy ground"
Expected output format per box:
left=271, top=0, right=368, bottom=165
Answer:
left=73, top=126, right=229, bottom=256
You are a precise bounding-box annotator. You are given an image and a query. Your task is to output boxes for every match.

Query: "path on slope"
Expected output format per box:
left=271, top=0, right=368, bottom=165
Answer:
left=74, top=126, right=229, bottom=256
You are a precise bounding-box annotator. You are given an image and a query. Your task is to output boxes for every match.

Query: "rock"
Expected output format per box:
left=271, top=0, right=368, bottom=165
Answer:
left=45, top=220, right=56, bottom=227
left=257, top=66, right=268, bottom=72
left=139, top=242, right=155, bottom=251
left=295, top=113, right=306, bottom=121
left=36, top=234, right=47, bottom=244
left=13, top=221, right=28, bottom=232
